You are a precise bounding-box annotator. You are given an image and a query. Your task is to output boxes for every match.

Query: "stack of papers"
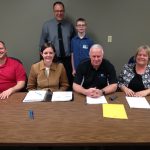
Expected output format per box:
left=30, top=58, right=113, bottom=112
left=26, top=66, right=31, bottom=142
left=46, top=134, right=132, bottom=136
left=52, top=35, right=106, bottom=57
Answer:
left=23, top=90, right=47, bottom=102
left=103, top=104, right=128, bottom=119
left=23, top=91, right=73, bottom=102
left=126, top=96, right=150, bottom=109
left=51, top=91, right=72, bottom=102
left=86, top=96, right=107, bottom=104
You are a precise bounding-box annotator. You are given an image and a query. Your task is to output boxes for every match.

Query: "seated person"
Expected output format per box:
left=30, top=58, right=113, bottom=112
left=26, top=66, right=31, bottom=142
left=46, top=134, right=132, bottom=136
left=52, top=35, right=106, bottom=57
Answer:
left=118, top=45, right=150, bottom=97
left=27, top=42, right=69, bottom=91
left=73, top=44, right=118, bottom=98
left=0, top=41, right=26, bottom=99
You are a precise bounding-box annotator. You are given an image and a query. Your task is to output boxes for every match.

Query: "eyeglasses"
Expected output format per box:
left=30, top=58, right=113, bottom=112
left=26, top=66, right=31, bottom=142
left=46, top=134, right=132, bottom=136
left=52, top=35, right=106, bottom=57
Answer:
left=54, top=10, right=64, bottom=13
left=76, top=24, right=86, bottom=27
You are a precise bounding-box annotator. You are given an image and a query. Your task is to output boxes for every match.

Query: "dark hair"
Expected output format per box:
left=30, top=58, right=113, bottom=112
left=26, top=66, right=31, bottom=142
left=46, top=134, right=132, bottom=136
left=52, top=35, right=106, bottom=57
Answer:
left=0, top=40, right=6, bottom=49
left=40, top=42, right=57, bottom=62
left=53, top=1, right=65, bottom=10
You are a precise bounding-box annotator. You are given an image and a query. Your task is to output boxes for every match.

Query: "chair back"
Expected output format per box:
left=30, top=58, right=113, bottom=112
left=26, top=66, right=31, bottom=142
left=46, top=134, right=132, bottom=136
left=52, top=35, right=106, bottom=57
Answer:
left=128, top=56, right=135, bottom=64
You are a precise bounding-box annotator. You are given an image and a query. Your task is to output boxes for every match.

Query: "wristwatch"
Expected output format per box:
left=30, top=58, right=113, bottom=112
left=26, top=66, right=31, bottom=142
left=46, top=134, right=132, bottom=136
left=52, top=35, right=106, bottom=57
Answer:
left=101, top=89, right=105, bottom=95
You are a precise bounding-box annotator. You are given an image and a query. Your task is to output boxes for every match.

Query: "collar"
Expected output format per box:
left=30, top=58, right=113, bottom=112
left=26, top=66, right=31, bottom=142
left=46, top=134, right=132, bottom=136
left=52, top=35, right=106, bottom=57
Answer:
left=75, top=34, right=88, bottom=39
left=53, top=18, right=65, bottom=25
left=39, top=60, right=57, bottom=71
left=90, top=59, right=105, bottom=71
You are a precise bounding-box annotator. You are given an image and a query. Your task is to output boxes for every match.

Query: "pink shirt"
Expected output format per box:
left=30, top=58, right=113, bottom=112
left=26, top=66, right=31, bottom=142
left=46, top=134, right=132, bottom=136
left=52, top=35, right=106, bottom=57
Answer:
left=0, top=57, right=26, bottom=92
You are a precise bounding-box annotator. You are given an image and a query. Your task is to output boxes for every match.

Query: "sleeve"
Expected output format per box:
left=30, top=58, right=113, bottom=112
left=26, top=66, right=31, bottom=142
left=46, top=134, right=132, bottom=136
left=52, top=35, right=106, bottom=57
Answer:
left=106, top=61, right=118, bottom=84
left=70, top=38, right=74, bottom=53
left=15, top=62, right=26, bottom=81
left=27, top=65, right=38, bottom=90
left=70, top=24, right=76, bottom=39
left=59, top=64, right=69, bottom=91
left=118, top=64, right=128, bottom=87
left=89, top=39, right=94, bottom=48
left=39, top=22, right=48, bottom=47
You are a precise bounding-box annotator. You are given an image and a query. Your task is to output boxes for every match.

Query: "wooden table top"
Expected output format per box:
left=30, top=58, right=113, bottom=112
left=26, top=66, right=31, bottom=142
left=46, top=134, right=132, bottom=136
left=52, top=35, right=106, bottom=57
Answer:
left=0, top=92, right=150, bottom=146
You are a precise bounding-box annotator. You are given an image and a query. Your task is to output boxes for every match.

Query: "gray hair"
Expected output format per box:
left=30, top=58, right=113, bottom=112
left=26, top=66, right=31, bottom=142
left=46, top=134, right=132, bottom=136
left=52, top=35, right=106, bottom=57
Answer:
left=89, top=44, right=104, bottom=55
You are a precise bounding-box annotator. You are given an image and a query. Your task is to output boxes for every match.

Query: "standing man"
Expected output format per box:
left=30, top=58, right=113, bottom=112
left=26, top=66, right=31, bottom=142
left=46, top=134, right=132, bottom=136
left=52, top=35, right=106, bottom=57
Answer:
left=40, top=1, right=76, bottom=89
left=0, top=41, right=26, bottom=99
left=73, top=44, right=117, bottom=98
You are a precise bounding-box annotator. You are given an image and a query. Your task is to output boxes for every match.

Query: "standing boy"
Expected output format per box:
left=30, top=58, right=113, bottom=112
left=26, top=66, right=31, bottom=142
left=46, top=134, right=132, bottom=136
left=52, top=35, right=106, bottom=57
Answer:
left=71, top=18, right=94, bottom=76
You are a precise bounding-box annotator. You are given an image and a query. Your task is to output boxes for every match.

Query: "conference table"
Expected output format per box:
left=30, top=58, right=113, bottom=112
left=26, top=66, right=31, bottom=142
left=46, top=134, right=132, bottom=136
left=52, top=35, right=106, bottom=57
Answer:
left=0, top=92, right=150, bottom=148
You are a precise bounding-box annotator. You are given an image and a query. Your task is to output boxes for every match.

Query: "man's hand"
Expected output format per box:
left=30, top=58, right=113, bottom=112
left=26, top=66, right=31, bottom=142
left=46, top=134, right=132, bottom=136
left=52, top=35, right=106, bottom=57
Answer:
left=0, top=88, right=14, bottom=99
left=85, top=88, right=103, bottom=98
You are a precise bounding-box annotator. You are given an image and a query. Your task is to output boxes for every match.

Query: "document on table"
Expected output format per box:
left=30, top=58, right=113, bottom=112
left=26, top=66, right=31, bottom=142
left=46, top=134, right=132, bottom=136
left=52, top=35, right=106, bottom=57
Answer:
left=103, top=104, right=128, bottom=119
left=51, top=91, right=72, bottom=102
left=86, top=96, right=107, bottom=104
left=23, top=90, right=47, bottom=102
left=126, top=96, right=150, bottom=109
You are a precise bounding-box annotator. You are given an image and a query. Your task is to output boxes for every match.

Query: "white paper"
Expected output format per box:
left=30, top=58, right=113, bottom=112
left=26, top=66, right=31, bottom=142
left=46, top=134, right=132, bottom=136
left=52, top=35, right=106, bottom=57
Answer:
left=23, top=90, right=47, bottom=102
left=51, top=91, right=72, bottom=102
left=86, top=96, right=107, bottom=104
left=126, top=96, right=150, bottom=109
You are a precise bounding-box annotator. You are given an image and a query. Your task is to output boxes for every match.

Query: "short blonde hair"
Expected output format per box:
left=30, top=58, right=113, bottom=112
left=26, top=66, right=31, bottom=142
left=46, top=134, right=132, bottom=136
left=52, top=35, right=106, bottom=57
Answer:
left=135, top=45, right=150, bottom=63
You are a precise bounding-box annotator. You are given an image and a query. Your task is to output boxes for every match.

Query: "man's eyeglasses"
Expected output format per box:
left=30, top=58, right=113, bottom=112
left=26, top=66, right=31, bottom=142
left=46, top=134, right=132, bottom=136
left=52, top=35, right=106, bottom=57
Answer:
left=54, top=10, right=64, bottom=13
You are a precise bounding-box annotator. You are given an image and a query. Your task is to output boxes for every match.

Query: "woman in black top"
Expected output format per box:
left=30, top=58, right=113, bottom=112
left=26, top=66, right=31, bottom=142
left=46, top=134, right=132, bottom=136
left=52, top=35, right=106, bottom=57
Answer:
left=118, top=45, right=150, bottom=97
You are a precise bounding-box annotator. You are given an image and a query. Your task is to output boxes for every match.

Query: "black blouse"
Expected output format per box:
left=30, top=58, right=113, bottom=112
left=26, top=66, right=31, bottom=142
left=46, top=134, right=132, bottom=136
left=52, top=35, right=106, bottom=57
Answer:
left=128, top=67, right=145, bottom=92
